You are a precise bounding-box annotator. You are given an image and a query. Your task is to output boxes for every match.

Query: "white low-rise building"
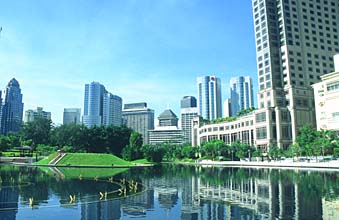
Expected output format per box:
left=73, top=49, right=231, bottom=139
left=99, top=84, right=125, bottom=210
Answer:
left=312, top=54, right=339, bottom=133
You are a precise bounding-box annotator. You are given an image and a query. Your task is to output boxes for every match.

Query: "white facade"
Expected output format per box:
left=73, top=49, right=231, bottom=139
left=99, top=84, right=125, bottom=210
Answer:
left=24, top=107, right=51, bottom=123
left=192, top=113, right=256, bottom=147
left=197, top=76, right=222, bottom=121
left=335, top=54, right=339, bottom=72
left=312, top=68, right=339, bottom=132
left=181, top=107, right=198, bottom=144
left=223, top=98, right=231, bottom=118
left=149, top=126, right=184, bottom=145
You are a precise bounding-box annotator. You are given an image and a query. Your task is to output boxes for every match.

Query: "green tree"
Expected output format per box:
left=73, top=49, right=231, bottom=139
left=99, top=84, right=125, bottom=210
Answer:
left=201, top=140, right=225, bottom=160
left=0, top=136, right=11, bottom=152
left=232, top=141, right=250, bottom=160
left=22, top=118, right=52, bottom=148
left=296, top=124, right=318, bottom=158
left=122, top=131, right=143, bottom=161
left=141, top=144, right=166, bottom=162
left=268, top=145, right=283, bottom=160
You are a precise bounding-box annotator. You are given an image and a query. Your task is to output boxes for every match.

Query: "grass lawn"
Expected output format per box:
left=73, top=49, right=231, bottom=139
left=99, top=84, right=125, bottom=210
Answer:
left=35, top=152, right=58, bottom=165
left=56, top=153, right=133, bottom=167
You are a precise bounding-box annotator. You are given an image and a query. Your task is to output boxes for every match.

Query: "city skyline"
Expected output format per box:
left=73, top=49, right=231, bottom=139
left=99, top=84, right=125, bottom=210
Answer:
left=0, top=1, right=257, bottom=124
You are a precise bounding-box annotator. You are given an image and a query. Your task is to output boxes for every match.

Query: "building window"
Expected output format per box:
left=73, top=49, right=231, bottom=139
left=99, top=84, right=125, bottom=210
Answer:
left=327, top=82, right=339, bottom=91
left=256, top=127, right=267, bottom=139
left=256, top=112, right=266, bottom=123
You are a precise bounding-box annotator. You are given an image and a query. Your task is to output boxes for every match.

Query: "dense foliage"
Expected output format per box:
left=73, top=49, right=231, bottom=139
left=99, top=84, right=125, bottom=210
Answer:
left=0, top=118, right=133, bottom=157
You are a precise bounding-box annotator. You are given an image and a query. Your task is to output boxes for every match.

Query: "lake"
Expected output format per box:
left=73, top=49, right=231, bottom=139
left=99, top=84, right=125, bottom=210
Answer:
left=0, top=164, right=338, bottom=220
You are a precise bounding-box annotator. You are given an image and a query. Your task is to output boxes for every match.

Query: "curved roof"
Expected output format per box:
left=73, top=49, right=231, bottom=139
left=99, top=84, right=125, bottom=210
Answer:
left=8, top=78, right=20, bottom=87
left=159, top=109, right=177, bottom=119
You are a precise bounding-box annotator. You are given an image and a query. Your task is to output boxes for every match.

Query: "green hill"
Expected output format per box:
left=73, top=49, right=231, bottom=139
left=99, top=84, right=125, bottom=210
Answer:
left=35, top=153, right=134, bottom=167
left=56, top=153, right=133, bottom=167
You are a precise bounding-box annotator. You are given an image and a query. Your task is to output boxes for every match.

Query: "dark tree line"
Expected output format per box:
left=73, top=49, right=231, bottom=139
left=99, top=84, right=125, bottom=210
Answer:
left=0, top=118, right=133, bottom=157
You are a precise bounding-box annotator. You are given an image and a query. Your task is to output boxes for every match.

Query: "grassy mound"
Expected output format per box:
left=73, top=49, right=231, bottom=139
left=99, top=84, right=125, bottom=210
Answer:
left=56, top=153, right=133, bottom=167
left=35, top=152, right=58, bottom=165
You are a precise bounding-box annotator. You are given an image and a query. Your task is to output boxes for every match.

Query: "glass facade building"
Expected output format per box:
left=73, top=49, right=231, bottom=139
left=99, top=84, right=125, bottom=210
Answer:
left=0, top=78, right=24, bottom=135
left=229, top=76, right=254, bottom=116
left=63, top=108, right=81, bottom=125
left=83, top=82, right=122, bottom=127
left=103, top=93, right=122, bottom=126
left=197, top=76, right=222, bottom=120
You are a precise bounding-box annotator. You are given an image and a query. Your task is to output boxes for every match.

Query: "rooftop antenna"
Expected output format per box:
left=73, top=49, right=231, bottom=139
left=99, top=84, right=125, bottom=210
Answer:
left=166, top=103, right=170, bottom=110
left=0, top=27, right=2, bottom=37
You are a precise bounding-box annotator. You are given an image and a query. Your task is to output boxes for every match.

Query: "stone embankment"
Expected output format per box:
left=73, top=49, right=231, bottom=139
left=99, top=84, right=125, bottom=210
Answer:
left=194, top=159, right=339, bottom=170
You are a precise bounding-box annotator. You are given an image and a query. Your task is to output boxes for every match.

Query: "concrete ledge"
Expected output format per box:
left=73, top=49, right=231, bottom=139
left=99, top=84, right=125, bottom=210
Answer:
left=32, top=163, right=153, bottom=168
left=193, top=160, right=339, bottom=170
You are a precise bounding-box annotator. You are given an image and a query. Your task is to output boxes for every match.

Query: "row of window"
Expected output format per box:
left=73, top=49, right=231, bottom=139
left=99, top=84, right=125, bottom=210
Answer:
left=200, top=120, right=255, bottom=134
left=327, top=82, right=339, bottom=91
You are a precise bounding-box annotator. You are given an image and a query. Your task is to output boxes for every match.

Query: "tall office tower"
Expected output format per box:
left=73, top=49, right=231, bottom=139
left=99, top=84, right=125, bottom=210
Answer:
left=82, top=82, right=106, bottom=127
left=63, top=108, right=81, bottom=125
left=122, top=102, right=154, bottom=144
left=229, top=76, right=254, bottom=116
left=197, top=76, right=222, bottom=120
left=181, top=96, right=198, bottom=144
left=103, top=93, right=122, bottom=126
left=252, top=0, right=339, bottom=148
left=0, top=78, right=24, bottom=134
left=24, top=107, right=51, bottom=123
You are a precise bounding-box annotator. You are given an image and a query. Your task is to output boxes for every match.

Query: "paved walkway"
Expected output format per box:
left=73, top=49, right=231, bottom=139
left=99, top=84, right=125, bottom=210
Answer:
left=193, top=160, right=339, bottom=170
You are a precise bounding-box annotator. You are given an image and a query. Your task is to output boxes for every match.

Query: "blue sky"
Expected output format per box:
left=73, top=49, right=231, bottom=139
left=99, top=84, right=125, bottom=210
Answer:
left=0, top=0, right=257, bottom=124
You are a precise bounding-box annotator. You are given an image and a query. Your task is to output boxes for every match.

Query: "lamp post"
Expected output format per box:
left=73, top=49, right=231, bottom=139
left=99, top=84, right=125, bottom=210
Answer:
left=231, top=150, right=234, bottom=161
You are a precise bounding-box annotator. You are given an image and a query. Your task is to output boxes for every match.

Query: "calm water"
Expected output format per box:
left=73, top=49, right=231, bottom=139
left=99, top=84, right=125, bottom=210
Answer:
left=0, top=164, right=338, bottom=220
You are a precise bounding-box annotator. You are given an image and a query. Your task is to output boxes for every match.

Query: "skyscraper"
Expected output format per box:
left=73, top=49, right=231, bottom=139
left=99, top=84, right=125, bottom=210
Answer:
left=82, top=82, right=106, bottom=127
left=122, top=102, right=154, bottom=144
left=24, top=107, right=51, bottom=123
left=252, top=0, right=339, bottom=148
left=63, top=108, right=81, bottom=125
left=0, top=78, right=24, bottom=135
left=197, top=76, right=222, bottom=120
left=181, top=96, right=198, bottom=144
left=103, top=93, right=122, bottom=126
left=229, top=76, right=254, bottom=116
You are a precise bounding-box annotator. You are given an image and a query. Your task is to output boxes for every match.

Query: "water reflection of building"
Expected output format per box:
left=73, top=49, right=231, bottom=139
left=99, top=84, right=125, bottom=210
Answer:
left=121, top=187, right=154, bottom=217
left=157, top=187, right=178, bottom=210
left=0, top=188, right=19, bottom=220
left=80, top=196, right=121, bottom=220
left=196, top=171, right=324, bottom=220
